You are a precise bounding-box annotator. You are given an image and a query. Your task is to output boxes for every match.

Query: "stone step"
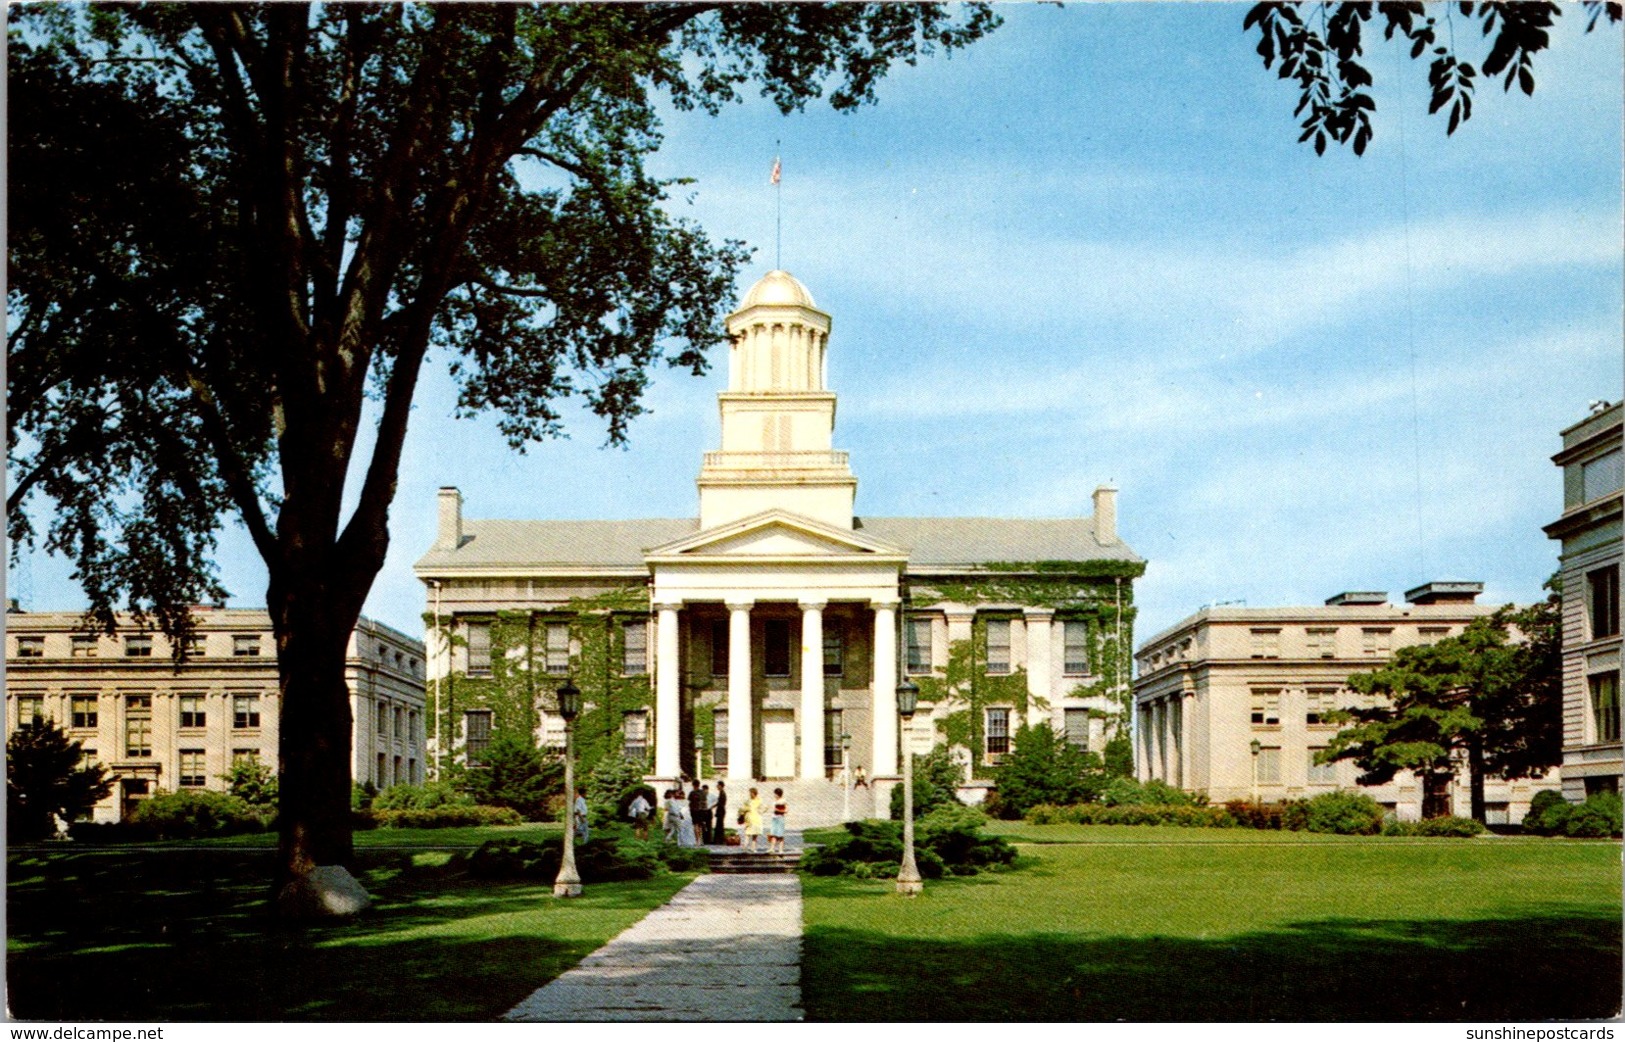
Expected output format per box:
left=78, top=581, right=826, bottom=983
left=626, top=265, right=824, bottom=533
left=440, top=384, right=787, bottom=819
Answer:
left=708, top=851, right=802, bottom=875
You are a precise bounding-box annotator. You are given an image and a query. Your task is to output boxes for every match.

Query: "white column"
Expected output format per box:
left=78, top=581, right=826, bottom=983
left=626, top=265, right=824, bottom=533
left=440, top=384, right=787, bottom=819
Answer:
left=1024, top=610, right=1053, bottom=729
left=654, top=603, right=681, bottom=779
left=799, top=599, right=826, bottom=779
left=727, top=601, right=754, bottom=781
left=872, top=600, right=899, bottom=777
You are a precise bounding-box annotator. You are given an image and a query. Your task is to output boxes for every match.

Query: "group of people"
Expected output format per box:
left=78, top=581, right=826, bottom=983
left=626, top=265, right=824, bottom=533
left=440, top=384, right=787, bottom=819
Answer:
left=623, top=779, right=788, bottom=852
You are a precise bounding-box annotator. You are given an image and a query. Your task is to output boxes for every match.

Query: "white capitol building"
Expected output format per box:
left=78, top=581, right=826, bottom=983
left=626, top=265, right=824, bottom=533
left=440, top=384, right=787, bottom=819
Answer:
left=415, top=270, right=1142, bottom=820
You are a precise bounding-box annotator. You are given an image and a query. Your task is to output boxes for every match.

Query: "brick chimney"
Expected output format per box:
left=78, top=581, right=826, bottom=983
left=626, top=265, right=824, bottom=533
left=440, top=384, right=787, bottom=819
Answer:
left=1093, top=485, right=1118, bottom=545
left=436, top=487, right=463, bottom=551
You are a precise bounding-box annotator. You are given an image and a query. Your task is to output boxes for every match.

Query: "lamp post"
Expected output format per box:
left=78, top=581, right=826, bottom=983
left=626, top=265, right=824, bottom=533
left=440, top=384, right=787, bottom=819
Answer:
left=895, top=679, right=922, bottom=896
left=1249, top=738, right=1261, bottom=805
left=554, top=678, right=583, bottom=898
left=694, top=733, right=705, bottom=779
left=840, top=733, right=852, bottom=822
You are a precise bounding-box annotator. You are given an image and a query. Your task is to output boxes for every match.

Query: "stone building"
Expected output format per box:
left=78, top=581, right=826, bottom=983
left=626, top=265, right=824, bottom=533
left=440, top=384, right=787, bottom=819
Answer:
left=1544, top=400, right=1623, bottom=800
left=1133, top=584, right=1556, bottom=823
left=5, top=607, right=425, bottom=822
left=413, top=270, right=1143, bottom=820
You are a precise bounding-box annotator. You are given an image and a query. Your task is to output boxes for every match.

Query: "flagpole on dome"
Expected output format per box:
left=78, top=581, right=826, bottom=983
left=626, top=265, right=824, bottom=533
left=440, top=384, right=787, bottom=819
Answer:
left=771, top=145, right=782, bottom=270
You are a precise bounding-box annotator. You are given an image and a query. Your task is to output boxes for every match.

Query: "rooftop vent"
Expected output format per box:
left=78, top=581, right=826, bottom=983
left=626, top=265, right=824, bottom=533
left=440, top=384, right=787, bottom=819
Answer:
left=1404, top=581, right=1483, bottom=605
left=1325, top=591, right=1388, bottom=606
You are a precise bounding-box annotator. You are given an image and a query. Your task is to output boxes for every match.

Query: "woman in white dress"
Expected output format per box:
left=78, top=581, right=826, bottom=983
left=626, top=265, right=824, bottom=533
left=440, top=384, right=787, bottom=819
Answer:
left=665, top=790, right=696, bottom=847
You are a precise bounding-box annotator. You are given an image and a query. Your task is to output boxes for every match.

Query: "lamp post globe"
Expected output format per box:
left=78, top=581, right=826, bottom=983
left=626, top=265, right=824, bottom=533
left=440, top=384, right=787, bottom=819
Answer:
left=895, top=678, right=923, bottom=896
left=1249, top=737, right=1262, bottom=806
left=555, top=678, right=583, bottom=898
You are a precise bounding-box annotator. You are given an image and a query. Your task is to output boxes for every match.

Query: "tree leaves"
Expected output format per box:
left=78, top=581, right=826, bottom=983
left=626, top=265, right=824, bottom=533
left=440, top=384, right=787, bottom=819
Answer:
left=1244, top=0, right=1599, bottom=155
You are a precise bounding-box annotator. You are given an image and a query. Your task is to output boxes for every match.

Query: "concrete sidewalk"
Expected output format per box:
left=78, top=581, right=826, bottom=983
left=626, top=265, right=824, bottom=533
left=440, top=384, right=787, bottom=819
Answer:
left=501, top=873, right=803, bottom=1022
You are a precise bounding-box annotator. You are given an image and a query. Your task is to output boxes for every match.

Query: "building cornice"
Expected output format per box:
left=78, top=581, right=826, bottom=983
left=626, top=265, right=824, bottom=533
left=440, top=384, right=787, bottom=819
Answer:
left=1544, top=492, right=1623, bottom=541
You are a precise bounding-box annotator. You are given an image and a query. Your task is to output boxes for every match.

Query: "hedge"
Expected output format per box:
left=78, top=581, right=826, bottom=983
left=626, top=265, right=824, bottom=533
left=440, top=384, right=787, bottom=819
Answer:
left=357, top=805, right=524, bottom=830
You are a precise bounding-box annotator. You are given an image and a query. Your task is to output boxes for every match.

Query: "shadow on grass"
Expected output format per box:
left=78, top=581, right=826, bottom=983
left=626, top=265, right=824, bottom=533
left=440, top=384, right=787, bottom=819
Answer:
left=802, top=907, right=1623, bottom=1021
left=8, top=849, right=690, bottom=1021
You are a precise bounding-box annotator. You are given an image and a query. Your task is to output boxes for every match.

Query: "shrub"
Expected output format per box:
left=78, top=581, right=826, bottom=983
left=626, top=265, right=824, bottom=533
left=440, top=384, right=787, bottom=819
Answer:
left=221, top=758, right=278, bottom=808
left=987, top=725, right=1105, bottom=818
left=889, top=745, right=965, bottom=820
left=1221, top=801, right=1285, bottom=830
left=1102, top=733, right=1134, bottom=778
left=7, top=718, right=114, bottom=840
left=584, top=755, right=652, bottom=827
left=468, top=828, right=701, bottom=882
left=351, top=780, right=378, bottom=811
left=458, top=732, right=563, bottom=821
left=373, top=781, right=474, bottom=811
left=1024, top=802, right=1234, bottom=828
left=1099, top=777, right=1200, bottom=808
left=1299, top=791, right=1385, bottom=835
left=1564, top=792, right=1624, bottom=839
left=1527, top=789, right=1568, bottom=823
left=366, top=805, right=524, bottom=829
left=1383, top=815, right=1487, bottom=837
left=800, top=811, right=1015, bottom=878
left=127, top=789, right=272, bottom=840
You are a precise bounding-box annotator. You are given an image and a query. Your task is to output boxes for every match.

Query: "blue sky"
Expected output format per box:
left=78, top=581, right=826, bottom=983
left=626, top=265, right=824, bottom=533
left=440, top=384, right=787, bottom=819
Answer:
left=10, top=3, right=1622, bottom=650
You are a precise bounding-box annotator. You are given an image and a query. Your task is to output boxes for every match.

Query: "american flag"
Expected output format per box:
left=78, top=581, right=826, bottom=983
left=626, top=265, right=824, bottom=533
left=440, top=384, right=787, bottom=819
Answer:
left=770, top=157, right=781, bottom=185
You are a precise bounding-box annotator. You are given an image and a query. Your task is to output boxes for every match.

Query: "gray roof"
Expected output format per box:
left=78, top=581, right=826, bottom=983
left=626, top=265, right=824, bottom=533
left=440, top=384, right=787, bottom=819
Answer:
left=416, top=514, right=1140, bottom=573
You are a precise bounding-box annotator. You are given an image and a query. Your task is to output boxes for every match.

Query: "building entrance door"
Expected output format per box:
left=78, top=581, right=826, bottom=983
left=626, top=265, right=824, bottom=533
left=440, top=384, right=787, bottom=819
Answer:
left=762, top=711, right=796, bottom=778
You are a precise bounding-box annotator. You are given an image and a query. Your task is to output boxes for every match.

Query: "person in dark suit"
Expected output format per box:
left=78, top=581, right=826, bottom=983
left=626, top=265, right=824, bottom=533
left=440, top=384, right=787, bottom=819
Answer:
left=711, top=780, right=728, bottom=844
left=688, top=782, right=710, bottom=846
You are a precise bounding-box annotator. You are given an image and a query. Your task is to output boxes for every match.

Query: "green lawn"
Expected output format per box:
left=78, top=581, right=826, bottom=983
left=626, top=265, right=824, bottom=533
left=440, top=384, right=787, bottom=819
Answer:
left=8, top=846, right=689, bottom=1021
left=160, top=822, right=566, bottom=849
left=801, top=828, right=1623, bottom=1021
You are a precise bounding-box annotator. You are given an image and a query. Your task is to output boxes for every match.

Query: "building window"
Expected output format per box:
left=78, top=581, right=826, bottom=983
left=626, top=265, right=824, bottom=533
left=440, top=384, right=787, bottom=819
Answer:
left=408, top=657, right=419, bottom=675
left=1306, top=749, right=1336, bottom=784
left=1417, top=627, right=1450, bottom=646
left=545, top=622, right=570, bottom=675
left=905, top=617, right=932, bottom=675
left=1582, top=448, right=1624, bottom=502
left=712, top=709, right=729, bottom=767
left=233, top=748, right=259, bottom=766
left=1063, top=620, right=1090, bottom=676
left=985, top=707, right=1011, bottom=759
left=126, top=695, right=153, bottom=757
left=185, top=634, right=206, bottom=657
left=1305, top=628, right=1337, bottom=657
left=409, top=758, right=419, bottom=785
left=1305, top=688, right=1338, bottom=726
left=80, top=747, right=98, bottom=766
left=1361, top=628, right=1392, bottom=656
left=1256, top=746, right=1282, bottom=785
left=393, top=755, right=403, bottom=786
left=394, top=706, right=404, bottom=741
left=1587, top=565, right=1620, bottom=640
left=466, top=621, right=492, bottom=676
left=1590, top=673, right=1620, bottom=743
left=233, top=694, right=261, bottom=730
left=17, top=695, right=45, bottom=727
left=824, top=709, right=845, bottom=767
left=764, top=619, right=792, bottom=677
left=622, top=620, right=648, bottom=676
left=542, top=714, right=566, bottom=754
left=1064, top=707, right=1091, bottom=750
left=70, top=696, right=98, bottom=729
left=16, top=635, right=44, bottom=658
left=232, top=634, right=261, bottom=657
left=408, top=710, right=419, bottom=746
left=985, top=619, right=1011, bottom=675
left=1249, top=628, right=1281, bottom=659
left=377, top=752, right=387, bottom=785
left=464, top=710, right=493, bottom=766
left=178, top=694, right=206, bottom=729
left=376, top=700, right=389, bottom=736
left=178, top=749, right=207, bottom=788
left=1250, top=689, right=1281, bottom=727
left=71, top=634, right=99, bottom=658
left=823, top=626, right=844, bottom=678
left=709, top=620, right=729, bottom=676
left=124, top=634, right=153, bottom=658
left=622, top=711, right=649, bottom=761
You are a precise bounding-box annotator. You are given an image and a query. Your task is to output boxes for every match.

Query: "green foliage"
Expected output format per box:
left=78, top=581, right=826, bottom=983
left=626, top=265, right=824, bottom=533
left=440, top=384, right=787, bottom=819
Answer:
left=6, top=719, right=115, bottom=840
left=458, top=732, right=564, bottom=821
left=373, top=781, right=475, bottom=812
left=1101, top=733, right=1134, bottom=778
left=1525, top=789, right=1569, bottom=832
left=1099, top=777, right=1201, bottom=807
left=468, top=825, right=700, bottom=882
left=364, top=805, right=524, bottom=830
left=1295, top=791, right=1385, bottom=835
left=1562, top=792, right=1624, bottom=839
left=888, top=745, right=965, bottom=819
left=1025, top=803, right=1236, bottom=828
left=1244, top=2, right=1620, bottom=157
left=989, top=724, right=1107, bottom=818
left=1383, top=816, right=1489, bottom=838
left=584, top=753, right=652, bottom=827
left=1328, top=603, right=1564, bottom=820
left=800, top=807, right=1016, bottom=878
left=350, top=780, right=378, bottom=811
left=128, top=790, right=273, bottom=840
left=221, top=759, right=278, bottom=809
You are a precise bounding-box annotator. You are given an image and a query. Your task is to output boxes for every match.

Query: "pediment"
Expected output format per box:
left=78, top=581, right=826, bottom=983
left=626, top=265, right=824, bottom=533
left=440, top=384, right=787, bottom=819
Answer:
left=645, top=510, right=902, bottom=561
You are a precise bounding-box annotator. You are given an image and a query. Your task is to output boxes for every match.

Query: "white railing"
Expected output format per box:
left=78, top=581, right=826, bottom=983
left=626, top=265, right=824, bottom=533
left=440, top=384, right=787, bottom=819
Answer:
left=701, top=450, right=849, bottom=469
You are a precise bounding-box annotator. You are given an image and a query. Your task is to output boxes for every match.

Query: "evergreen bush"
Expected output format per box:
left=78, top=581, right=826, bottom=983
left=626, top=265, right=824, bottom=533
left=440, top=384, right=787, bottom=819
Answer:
left=800, top=807, right=1015, bottom=878
left=1382, top=815, right=1487, bottom=837
left=373, top=781, right=474, bottom=811
left=1024, top=802, right=1234, bottom=828
left=458, top=732, right=563, bottom=820
left=888, top=745, right=966, bottom=819
left=367, top=805, right=523, bottom=829
left=222, top=758, right=278, bottom=808
left=468, top=827, right=702, bottom=882
left=1563, top=792, right=1623, bottom=838
left=987, top=725, right=1105, bottom=818
left=1298, top=791, right=1385, bottom=835
left=127, top=789, right=273, bottom=840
